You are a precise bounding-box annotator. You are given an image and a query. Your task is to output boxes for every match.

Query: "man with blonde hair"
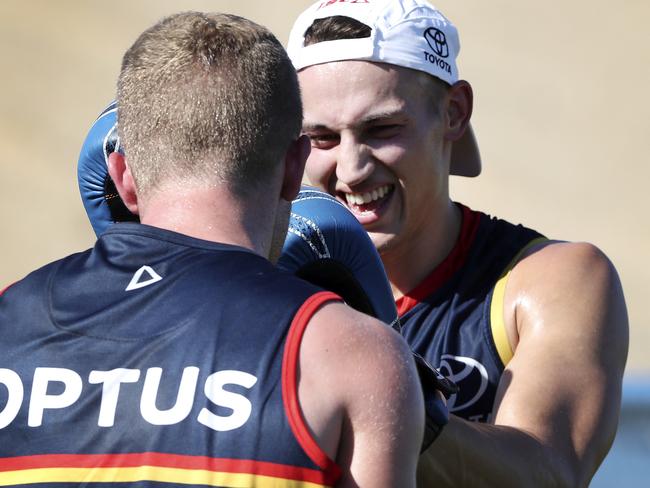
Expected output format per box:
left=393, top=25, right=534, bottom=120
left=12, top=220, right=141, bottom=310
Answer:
left=0, top=12, right=424, bottom=487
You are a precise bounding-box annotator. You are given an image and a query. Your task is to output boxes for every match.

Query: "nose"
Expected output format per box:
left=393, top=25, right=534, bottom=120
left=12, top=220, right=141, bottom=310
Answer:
left=335, top=134, right=374, bottom=187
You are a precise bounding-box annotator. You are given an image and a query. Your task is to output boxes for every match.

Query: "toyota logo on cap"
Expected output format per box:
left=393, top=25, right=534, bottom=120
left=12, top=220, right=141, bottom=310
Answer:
left=424, top=27, right=449, bottom=58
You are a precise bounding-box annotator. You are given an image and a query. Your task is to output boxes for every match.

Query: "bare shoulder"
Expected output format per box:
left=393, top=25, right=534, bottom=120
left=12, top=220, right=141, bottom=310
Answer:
left=301, top=301, right=419, bottom=395
left=517, top=240, right=619, bottom=280
left=506, top=240, right=628, bottom=348
left=297, top=301, right=424, bottom=487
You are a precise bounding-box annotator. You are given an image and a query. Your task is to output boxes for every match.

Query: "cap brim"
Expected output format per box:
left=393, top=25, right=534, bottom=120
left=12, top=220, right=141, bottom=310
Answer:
left=450, top=124, right=481, bottom=177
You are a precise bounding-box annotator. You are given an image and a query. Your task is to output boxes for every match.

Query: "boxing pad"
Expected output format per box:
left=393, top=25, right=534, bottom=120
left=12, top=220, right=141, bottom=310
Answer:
left=77, top=101, right=138, bottom=237
left=278, top=188, right=400, bottom=329
left=278, top=187, right=457, bottom=450
left=77, top=102, right=455, bottom=449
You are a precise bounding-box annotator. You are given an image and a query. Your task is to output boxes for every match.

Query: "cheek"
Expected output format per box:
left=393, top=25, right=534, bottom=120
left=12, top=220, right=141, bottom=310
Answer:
left=370, top=144, right=410, bottom=180
left=304, top=151, right=335, bottom=190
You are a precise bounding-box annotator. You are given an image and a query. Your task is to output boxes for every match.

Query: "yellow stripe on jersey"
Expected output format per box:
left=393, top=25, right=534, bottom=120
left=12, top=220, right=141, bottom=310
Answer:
left=490, top=237, right=548, bottom=366
left=0, top=466, right=330, bottom=488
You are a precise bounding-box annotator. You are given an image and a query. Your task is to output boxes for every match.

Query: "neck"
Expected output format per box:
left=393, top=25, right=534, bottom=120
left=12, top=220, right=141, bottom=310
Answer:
left=382, top=200, right=462, bottom=300
left=138, top=182, right=277, bottom=259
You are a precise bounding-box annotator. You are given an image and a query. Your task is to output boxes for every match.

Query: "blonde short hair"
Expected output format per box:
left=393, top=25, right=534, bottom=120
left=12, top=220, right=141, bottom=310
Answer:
left=117, top=12, right=302, bottom=197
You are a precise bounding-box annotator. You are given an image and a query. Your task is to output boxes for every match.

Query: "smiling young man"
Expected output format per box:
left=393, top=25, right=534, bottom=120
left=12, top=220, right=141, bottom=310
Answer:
left=287, top=0, right=629, bottom=486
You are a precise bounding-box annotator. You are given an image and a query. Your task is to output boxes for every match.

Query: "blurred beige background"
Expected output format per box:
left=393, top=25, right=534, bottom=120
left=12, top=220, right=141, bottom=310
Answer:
left=1, top=1, right=648, bottom=372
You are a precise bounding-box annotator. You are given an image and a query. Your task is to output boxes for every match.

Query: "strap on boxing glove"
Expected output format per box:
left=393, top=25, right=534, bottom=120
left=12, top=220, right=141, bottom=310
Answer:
left=414, top=352, right=459, bottom=450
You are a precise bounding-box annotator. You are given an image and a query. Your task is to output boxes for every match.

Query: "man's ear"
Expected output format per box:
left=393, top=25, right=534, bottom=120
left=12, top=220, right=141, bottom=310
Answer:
left=444, top=80, right=473, bottom=142
left=281, top=134, right=311, bottom=201
left=107, top=152, right=139, bottom=215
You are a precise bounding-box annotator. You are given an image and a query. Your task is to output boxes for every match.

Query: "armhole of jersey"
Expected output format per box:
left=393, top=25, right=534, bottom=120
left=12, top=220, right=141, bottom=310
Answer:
left=490, top=237, right=548, bottom=366
left=282, top=290, right=342, bottom=484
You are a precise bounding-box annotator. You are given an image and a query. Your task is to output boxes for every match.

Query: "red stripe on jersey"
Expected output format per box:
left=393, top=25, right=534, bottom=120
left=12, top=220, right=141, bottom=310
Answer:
left=0, top=282, right=16, bottom=297
left=396, top=204, right=482, bottom=316
left=0, top=452, right=327, bottom=483
left=282, top=291, right=342, bottom=486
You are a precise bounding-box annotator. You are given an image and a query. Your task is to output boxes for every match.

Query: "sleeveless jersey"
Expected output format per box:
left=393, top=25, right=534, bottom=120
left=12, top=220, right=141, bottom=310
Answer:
left=0, top=223, right=341, bottom=487
left=397, top=204, right=545, bottom=422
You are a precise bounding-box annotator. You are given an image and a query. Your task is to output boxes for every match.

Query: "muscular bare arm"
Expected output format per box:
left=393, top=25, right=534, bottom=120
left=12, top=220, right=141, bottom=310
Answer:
left=418, top=241, right=629, bottom=487
left=299, top=302, right=425, bottom=488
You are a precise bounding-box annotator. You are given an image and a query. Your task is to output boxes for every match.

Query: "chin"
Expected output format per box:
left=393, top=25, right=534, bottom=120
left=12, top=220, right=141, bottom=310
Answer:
left=369, top=231, right=399, bottom=257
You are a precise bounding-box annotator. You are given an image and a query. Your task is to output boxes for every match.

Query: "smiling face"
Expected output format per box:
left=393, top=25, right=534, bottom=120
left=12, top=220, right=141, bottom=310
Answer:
left=299, top=60, right=452, bottom=256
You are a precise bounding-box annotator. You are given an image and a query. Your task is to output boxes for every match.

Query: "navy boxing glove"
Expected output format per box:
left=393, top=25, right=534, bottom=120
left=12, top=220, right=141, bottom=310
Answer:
left=77, top=101, right=138, bottom=236
left=77, top=102, right=456, bottom=449
left=278, top=188, right=400, bottom=328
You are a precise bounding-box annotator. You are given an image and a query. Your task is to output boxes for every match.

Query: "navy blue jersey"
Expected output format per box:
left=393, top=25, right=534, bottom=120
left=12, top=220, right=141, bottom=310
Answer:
left=0, top=223, right=341, bottom=487
left=398, top=205, right=545, bottom=422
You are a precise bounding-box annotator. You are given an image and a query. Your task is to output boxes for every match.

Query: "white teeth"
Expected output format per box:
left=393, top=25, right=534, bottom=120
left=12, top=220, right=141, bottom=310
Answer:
left=344, top=185, right=391, bottom=206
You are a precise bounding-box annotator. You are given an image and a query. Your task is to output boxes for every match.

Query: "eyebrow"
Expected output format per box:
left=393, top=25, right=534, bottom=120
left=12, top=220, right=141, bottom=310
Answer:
left=302, top=109, right=408, bottom=133
left=302, top=122, right=331, bottom=133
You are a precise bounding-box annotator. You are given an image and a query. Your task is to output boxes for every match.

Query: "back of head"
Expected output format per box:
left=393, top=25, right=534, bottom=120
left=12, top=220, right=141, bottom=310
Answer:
left=117, top=12, right=302, bottom=198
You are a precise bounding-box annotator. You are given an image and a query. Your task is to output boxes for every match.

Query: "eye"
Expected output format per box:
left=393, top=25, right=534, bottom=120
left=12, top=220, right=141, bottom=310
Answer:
left=366, top=124, right=402, bottom=139
left=305, top=132, right=340, bottom=150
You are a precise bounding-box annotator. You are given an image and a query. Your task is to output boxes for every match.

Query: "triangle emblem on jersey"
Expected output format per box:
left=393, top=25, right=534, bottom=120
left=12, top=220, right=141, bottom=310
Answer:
left=125, top=265, right=163, bottom=291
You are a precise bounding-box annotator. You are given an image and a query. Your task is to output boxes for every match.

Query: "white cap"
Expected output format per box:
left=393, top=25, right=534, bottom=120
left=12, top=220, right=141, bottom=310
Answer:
left=288, top=0, right=481, bottom=177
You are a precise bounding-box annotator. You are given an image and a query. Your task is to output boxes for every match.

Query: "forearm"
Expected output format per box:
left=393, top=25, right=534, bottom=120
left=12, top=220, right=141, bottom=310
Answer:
left=417, top=415, right=578, bottom=488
